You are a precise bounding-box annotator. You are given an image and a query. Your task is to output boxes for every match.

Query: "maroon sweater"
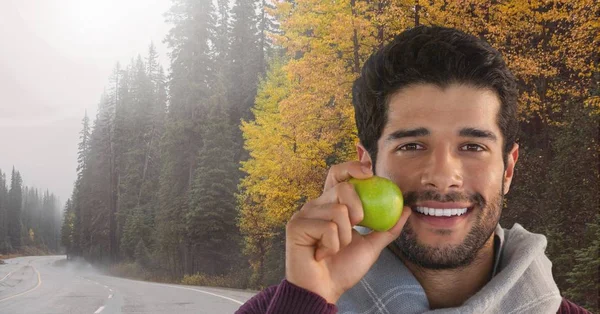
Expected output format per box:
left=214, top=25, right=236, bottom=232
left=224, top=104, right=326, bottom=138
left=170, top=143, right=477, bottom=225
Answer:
left=236, top=279, right=591, bottom=314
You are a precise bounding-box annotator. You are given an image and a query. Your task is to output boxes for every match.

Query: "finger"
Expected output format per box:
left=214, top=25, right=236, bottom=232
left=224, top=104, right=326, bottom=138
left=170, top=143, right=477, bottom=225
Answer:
left=363, top=206, right=412, bottom=252
left=291, top=218, right=340, bottom=261
left=287, top=218, right=340, bottom=261
left=323, top=161, right=372, bottom=192
left=296, top=203, right=352, bottom=248
left=311, top=182, right=364, bottom=226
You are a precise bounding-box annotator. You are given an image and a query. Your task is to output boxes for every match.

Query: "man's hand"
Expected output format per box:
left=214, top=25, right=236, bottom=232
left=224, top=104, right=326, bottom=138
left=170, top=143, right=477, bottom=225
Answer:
left=285, top=161, right=412, bottom=304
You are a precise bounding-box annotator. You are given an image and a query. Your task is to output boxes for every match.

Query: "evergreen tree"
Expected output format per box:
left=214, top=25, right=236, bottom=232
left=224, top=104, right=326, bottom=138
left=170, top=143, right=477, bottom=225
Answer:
left=229, top=0, right=264, bottom=164
left=146, top=43, right=160, bottom=85
left=0, top=170, right=8, bottom=253
left=157, top=0, right=217, bottom=276
left=215, top=0, right=231, bottom=67
left=71, top=111, right=91, bottom=257
left=187, top=88, right=240, bottom=275
left=117, top=56, right=157, bottom=260
left=7, top=168, right=23, bottom=251
left=39, top=190, right=60, bottom=251
left=61, top=199, right=75, bottom=259
left=134, top=238, right=151, bottom=269
left=81, top=92, right=114, bottom=262
left=77, top=112, right=91, bottom=180
left=566, top=213, right=599, bottom=312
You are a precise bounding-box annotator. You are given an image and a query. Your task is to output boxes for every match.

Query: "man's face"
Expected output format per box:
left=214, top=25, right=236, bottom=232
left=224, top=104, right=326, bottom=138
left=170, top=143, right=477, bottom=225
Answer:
left=358, top=83, right=518, bottom=270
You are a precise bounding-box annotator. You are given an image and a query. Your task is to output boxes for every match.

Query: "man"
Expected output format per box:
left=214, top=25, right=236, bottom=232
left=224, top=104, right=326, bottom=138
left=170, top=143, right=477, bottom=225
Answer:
left=237, top=26, right=590, bottom=314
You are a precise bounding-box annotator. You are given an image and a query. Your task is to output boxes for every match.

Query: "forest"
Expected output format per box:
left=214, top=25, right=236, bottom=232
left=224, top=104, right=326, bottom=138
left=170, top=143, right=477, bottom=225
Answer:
left=0, top=168, right=62, bottom=256
left=58, top=0, right=598, bottom=312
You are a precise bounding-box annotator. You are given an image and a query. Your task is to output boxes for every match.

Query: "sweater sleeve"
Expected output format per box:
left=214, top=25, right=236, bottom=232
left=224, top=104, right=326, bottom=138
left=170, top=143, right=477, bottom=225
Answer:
left=556, top=298, right=593, bottom=314
left=235, top=279, right=338, bottom=314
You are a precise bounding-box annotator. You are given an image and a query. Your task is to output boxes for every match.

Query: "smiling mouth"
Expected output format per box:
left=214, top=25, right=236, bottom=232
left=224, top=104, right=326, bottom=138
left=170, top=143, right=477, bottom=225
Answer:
left=413, top=206, right=474, bottom=217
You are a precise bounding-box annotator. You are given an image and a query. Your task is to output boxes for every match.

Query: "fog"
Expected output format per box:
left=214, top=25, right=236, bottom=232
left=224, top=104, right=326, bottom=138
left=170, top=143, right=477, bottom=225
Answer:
left=0, top=0, right=172, bottom=204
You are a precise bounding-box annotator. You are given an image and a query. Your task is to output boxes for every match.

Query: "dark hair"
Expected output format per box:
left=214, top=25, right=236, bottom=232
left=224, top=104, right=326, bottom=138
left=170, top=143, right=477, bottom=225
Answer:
left=352, top=25, right=519, bottom=167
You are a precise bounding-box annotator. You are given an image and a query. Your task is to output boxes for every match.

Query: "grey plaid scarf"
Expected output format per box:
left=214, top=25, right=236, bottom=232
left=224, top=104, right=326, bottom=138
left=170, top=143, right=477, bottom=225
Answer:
left=337, top=223, right=562, bottom=313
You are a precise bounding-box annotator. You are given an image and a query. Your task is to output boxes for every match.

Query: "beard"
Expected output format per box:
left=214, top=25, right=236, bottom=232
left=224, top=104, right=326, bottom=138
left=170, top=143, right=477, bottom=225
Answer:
left=393, top=185, right=504, bottom=270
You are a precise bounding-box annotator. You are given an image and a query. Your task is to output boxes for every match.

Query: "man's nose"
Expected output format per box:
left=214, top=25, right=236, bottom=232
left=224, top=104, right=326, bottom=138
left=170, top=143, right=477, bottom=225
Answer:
left=420, top=148, right=463, bottom=193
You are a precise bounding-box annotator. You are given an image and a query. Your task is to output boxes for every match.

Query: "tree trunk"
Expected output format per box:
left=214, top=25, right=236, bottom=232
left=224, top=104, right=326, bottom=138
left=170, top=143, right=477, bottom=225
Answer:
left=377, top=0, right=385, bottom=48
left=108, top=135, right=119, bottom=264
left=137, top=127, right=154, bottom=207
left=350, top=0, right=361, bottom=74
left=414, top=1, right=420, bottom=27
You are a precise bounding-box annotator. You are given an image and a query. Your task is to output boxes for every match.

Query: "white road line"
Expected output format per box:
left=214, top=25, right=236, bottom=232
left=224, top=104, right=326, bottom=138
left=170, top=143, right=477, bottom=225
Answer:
left=105, top=277, right=244, bottom=305
left=0, top=266, right=42, bottom=303
left=171, top=285, right=243, bottom=305
left=84, top=277, right=114, bottom=300
left=0, top=271, right=13, bottom=282
left=94, top=305, right=105, bottom=313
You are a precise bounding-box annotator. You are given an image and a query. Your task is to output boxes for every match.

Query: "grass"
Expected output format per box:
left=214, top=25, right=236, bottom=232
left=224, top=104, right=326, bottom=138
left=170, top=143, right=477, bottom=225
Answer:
left=0, top=246, right=52, bottom=260
left=107, top=262, right=252, bottom=290
left=0, top=253, right=21, bottom=260
left=108, top=262, right=176, bottom=284
left=181, top=272, right=241, bottom=288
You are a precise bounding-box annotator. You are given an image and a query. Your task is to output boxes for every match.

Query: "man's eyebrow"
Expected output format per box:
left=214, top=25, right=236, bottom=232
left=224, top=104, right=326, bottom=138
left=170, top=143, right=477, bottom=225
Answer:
left=459, top=127, right=498, bottom=142
left=385, top=128, right=430, bottom=142
left=384, top=127, right=497, bottom=142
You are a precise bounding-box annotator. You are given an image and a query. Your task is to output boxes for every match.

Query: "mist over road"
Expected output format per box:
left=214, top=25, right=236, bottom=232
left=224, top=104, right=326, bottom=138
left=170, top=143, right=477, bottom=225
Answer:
left=0, top=256, right=256, bottom=314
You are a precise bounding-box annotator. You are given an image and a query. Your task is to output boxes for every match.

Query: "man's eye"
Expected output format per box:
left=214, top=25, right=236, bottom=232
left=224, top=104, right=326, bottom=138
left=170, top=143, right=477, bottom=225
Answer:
left=397, top=143, right=424, bottom=151
left=460, top=144, right=485, bottom=152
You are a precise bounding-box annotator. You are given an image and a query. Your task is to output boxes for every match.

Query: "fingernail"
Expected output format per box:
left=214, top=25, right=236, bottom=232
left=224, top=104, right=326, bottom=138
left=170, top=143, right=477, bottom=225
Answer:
left=362, top=165, right=372, bottom=174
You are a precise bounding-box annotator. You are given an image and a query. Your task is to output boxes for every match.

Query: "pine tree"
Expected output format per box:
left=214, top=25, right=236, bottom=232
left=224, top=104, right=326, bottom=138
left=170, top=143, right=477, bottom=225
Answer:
left=61, top=199, right=75, bottom=259
left=134, top=238, right=151, bottom=269
left=117, top=56, right=157, bottom=260
left=215, top=0, right=231, bottom=68
left=566, top=213, right=599, bottom=313
left=0, top=170, right=8, bottom=253
left=71, top=111, right=91, bottom=257
left=146, top=43, right=160, bottom=85
left=82, top=92, right=115, bottom=262
left=77, top=112, right=91, bottom=180
left=120, top=44, right=168, bottom=259
left=39, top=190, right=60, bottom=251
left=257, top=0, right=279, bottom=62
left=154, top=0, right=219, bottom=276
left=187, top=86, right=240, bottom=275
left=229, top=0, right=264, bottom=164
left=7, top=168, right=23, bottom=251
left=20, top=186, right=34, bottom=246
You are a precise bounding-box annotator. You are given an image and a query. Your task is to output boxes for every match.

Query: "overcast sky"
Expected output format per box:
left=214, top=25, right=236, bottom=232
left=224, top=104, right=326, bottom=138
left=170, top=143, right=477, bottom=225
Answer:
left=0, top=0, right=172, bottom=206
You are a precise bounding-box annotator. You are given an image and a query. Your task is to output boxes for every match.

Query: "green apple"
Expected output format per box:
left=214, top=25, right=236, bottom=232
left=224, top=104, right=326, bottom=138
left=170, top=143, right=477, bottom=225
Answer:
left=348, top=176, right=404, bottom=232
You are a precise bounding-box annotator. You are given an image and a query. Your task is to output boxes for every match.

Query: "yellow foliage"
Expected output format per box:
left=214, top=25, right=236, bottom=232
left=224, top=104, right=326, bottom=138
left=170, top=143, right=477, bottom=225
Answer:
left=585, top=96, right=600, bottom=116
left=426, top=0, right=599, bottom=122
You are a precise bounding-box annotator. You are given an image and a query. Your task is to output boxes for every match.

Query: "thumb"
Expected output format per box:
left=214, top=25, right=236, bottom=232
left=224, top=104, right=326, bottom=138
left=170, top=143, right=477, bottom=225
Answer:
left=363, top=207, right=412, bottom=251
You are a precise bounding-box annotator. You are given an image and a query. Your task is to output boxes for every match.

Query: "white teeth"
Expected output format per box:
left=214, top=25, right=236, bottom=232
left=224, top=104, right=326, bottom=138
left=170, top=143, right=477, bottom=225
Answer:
left=415, top=207, right=469, bottom=217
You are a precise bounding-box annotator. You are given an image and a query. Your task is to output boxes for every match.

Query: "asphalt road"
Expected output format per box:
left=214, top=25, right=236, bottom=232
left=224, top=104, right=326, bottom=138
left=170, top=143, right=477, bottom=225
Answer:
left=0, top=256, right=257, bottom=314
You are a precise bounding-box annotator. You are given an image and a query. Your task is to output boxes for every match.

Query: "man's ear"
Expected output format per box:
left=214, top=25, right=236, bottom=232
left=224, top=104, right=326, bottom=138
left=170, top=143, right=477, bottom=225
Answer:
left=356, top=142, right=373, bottom=168
left=503, top=142, right=519, bottom=194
